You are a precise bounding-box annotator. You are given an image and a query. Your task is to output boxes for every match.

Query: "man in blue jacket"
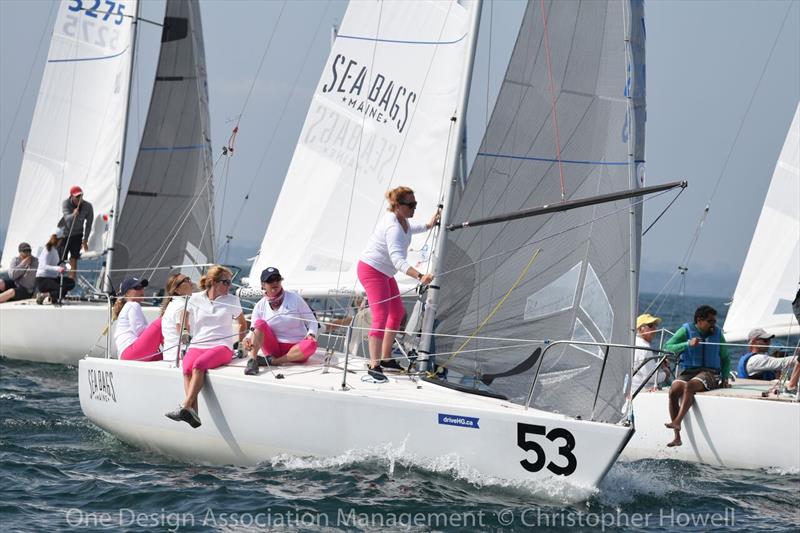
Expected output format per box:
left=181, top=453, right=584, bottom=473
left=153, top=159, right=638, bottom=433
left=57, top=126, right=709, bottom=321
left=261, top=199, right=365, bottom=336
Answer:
left=662, top=305, right=730, bottom=447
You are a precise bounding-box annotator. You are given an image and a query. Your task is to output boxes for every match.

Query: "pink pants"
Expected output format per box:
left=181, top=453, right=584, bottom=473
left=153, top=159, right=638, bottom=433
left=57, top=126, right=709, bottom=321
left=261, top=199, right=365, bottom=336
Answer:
left=182, top=345, right=233, bottom=376
left=120, top=317, right=164, bottom=362
left=357, top=260, right=405, bottom=338
left=252, top=319, right=317, bottom=362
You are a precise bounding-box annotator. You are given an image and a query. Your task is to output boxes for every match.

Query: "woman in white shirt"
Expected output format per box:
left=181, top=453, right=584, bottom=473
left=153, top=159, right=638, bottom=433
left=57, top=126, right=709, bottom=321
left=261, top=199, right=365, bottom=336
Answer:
left=357, top=186, right=439, bottom=382
left=243, top=267, right=318, bottom=375
left=159, top=273, right=195, bottom=363
left=114, top=277, right=163, bottom=361
left=165, top=265, right=247, bottom=428
left=34, top=230, right=75, bottom=304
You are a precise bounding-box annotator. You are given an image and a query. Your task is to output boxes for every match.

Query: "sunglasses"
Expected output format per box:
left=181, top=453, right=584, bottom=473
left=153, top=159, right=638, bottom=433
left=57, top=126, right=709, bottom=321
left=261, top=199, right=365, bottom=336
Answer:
left=177, top=277, right=191, bottom=286
left=399, top=200, right=417, bottom=209
left=217, top=279, right=232, bottom=286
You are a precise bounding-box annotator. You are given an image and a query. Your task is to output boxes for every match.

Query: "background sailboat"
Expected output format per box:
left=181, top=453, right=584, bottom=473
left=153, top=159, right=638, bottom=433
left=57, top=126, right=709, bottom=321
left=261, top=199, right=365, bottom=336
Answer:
left=0, top=0, right=214, bottom=363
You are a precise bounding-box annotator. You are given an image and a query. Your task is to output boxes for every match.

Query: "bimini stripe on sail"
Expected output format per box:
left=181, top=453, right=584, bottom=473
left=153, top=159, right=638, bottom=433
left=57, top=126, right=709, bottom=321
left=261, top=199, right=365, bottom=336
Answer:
left=724, top=103, right=800, bottom=342
left=112, top=0, right=214, bottom=290
left=1, top=0, right=138, bottom=268
left=247, top=0, right=475, bottom=295
left=433, top=0, right=646, bottom=423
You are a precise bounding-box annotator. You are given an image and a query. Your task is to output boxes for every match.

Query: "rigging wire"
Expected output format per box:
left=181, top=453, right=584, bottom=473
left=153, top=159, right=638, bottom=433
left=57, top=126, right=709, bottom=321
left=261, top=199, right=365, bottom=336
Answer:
left=538, top=0, right=566, bottom=201
left=219, top=0, right=333, bottom=256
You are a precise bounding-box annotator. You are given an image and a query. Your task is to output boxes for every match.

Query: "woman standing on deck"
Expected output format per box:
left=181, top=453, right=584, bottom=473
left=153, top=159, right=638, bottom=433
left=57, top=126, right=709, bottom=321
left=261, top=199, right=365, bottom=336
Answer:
left=165, top=265, right=247, bottom=428
left=357, top=186, right=440, bottom=383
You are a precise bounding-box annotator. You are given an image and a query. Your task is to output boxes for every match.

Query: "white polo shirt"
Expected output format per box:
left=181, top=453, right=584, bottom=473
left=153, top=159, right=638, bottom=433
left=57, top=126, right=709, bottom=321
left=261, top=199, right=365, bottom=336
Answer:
left=186, top=292, right=242, bottom=350
left=359, top=212, right=428, bottom=277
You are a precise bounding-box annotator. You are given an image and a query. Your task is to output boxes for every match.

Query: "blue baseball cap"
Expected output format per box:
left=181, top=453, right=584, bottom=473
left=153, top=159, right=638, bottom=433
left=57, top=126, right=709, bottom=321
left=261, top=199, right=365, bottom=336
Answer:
left=260, top=267, right=282, bottom=283
left=119, top=276, right=148, bottom=295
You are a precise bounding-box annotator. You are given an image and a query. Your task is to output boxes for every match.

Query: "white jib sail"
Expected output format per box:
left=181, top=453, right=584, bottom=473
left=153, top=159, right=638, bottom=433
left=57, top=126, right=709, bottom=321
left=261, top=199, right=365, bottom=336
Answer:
left=724, top=103, right=800, bottom=342
left=248, top=0, right=473, bottom=296
left=1, top=0, right=137, bottom=268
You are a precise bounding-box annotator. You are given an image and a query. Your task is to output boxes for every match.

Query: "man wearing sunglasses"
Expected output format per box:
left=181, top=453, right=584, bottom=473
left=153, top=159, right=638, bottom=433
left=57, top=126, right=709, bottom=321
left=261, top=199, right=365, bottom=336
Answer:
left=60, top=185, right=94, bottom=280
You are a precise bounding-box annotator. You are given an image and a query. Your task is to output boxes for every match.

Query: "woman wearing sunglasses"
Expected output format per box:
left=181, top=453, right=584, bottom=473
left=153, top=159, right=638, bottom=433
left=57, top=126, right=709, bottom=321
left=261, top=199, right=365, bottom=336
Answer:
left=114, top=276, right=163, bottom=361
left=356, top=186, right=440, bottom=382
left=160, top=272, right=196, bottom=363
left=243, top=267, right=319, bottom=375
left=165, top=265, right=247, bottom=428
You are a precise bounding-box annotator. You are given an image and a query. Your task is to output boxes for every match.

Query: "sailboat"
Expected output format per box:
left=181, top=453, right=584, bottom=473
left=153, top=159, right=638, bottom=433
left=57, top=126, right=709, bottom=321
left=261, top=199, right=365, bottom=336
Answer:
left=0, top=0, right=215, bottom=363
left=624, top=103, right=800, bottom=471
left=80, top=0, right=654, bottom=496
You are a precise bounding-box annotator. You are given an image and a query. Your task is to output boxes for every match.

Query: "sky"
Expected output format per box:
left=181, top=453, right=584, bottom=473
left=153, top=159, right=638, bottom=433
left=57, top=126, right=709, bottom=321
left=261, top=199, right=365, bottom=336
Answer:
left=1, top=0, right=798, bottom=297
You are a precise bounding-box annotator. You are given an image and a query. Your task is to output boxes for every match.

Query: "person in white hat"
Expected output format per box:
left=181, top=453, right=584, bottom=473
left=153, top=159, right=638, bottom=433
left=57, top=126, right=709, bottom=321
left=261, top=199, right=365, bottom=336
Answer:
left=736, top=328, right=797, bottom=381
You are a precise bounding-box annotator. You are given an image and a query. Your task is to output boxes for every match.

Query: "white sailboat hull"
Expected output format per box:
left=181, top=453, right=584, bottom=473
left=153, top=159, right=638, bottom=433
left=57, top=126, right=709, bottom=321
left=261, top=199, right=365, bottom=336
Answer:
left=79, top=356, right=633, bottom=499
left=623, top=383, right=799, bottom=471
left=0, top=301, right=159, bottom=364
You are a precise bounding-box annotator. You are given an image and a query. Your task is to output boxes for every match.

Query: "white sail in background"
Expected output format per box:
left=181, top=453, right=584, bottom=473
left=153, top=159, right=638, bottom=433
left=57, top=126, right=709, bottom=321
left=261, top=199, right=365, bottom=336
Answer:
left=248, top=0, right=474, bottom=295
left=724, top=103, right=800, bottom=342
left=1, top=0, right=137, bottom=267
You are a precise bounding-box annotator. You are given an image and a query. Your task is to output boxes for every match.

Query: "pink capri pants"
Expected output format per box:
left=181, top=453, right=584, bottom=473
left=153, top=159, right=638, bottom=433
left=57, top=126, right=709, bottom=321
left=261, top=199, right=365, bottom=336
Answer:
left=357, top=260, right=405, bottom=338
left=252, top=319, right=317, bottom=362
left=120, top=317, right=164, bottom=362
left=182, top=345, right=233, bottom=376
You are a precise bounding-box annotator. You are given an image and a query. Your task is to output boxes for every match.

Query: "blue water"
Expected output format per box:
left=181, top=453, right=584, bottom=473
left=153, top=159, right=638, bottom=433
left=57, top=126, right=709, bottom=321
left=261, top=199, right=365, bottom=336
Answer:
left=1, top=294, right=798, bottom=532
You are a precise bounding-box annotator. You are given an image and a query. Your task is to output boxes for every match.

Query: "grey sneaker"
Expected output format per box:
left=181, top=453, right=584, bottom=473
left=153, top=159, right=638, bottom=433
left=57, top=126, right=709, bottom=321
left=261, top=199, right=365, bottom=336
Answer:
left=245, top=357, right=259, bottom=376
left=165, top=405, right=183, bottom=422
left=257, top=355, right=274, bottom=367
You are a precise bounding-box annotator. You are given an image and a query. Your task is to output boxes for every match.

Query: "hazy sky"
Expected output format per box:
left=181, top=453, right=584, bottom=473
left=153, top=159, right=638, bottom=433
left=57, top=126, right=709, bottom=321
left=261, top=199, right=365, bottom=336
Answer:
left=1, top=0, right=798, bottom=297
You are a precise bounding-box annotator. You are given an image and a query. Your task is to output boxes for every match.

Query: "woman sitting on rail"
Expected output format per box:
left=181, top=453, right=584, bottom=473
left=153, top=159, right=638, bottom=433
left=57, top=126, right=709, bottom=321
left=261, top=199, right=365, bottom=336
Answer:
left=159, top=272, right=195, bottom=364
left=165, top=265, right=247, bottom=428
left=34, top=229, right=75, bottom=305
left=114, top=276, right=163, bottom=361
left=243, top=267, right=318, bottom=375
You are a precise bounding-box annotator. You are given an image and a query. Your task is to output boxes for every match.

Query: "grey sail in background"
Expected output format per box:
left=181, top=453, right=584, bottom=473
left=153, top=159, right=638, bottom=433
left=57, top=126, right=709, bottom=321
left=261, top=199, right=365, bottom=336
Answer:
left=435, top=0, right=646, bottom=423
left=112, top=0, right=214, bottom=291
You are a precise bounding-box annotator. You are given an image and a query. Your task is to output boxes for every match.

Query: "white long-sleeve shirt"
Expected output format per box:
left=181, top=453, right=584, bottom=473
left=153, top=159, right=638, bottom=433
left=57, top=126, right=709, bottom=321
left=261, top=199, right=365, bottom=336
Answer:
left=359, top=212, right=427, bottom=277
left=249, top=291, right=318, bottom=345
left=115, top=301, right=148, bottom=355
left=186, top=292, right=243, bottom=349
left=161, top=296, right=189, bottom=362
left=35, top=247, right=62, bottom=278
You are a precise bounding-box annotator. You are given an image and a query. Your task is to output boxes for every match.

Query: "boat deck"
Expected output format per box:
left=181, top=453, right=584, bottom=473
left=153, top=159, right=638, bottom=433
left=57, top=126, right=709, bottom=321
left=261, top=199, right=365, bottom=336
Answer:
left=639, top=378, right=797, bottom=402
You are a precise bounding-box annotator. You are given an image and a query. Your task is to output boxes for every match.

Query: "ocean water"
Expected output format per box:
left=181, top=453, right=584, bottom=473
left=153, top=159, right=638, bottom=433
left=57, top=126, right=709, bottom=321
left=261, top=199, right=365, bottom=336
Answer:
left=1, top=294, right=798, bottom=532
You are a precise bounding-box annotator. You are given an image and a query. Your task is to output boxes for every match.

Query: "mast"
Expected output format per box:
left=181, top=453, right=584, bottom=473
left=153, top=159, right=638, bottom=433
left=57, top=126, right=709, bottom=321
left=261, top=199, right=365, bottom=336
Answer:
left=103, top=0, right=141, bottom=294
left=417, top=0, right=483, bottom=371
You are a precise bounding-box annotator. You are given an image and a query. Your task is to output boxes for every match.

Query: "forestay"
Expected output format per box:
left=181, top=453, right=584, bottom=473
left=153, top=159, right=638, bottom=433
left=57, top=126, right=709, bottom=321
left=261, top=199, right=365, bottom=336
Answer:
left=248, top=0, right=474, bottom=295
left=724, top=104, right=800, bottom=342
left=112, top=0, right=214, bottom=290
left=434, top=0, right=646, bottom=423
left=1, top=0, right=137, bottom=268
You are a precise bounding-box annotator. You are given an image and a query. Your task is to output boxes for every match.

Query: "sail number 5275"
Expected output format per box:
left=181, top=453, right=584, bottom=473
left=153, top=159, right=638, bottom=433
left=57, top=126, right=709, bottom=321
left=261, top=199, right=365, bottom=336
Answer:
left=516, top=423, right=577, bottom=476
left=68, top=0, right=127, bottom=25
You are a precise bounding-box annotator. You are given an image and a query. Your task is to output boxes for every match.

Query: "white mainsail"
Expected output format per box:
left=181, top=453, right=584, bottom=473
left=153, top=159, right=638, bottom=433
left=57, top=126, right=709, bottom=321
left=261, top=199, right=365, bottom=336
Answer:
left=248, top=0, right=473, bottom=295
left=1, top=0, right=137, bottom=267
left=724, top=103, right=800, bottom=342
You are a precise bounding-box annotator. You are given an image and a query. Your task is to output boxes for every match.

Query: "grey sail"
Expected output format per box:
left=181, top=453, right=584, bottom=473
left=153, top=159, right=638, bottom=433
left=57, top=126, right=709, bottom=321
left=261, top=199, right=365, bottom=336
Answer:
left=112, top=0, right=214, bottom=291
left=434, top=0, right=646, bottom=423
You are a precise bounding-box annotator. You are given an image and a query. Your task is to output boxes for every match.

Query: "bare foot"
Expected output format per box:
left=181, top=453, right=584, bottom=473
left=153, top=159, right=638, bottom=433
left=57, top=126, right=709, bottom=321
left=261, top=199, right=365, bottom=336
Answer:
left=664, top=421, right=680, bottom=430
left=667, top=438, right=682, bottom=447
